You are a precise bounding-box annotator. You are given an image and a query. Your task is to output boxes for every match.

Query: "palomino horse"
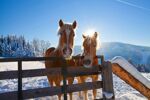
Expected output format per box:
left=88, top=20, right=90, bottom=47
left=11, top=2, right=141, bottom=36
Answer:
left=45, top=19, right=77, bottom=100
left=77, top=32, right=99, bottom=100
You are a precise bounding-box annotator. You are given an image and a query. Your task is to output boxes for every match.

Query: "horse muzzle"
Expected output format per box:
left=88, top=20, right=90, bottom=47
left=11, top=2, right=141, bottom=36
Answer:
left=83, top=59, right=92, bottom=68
left=63, top=47, right=72, bottom=59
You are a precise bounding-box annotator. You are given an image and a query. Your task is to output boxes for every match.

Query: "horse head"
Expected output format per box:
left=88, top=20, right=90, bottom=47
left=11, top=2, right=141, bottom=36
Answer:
left=57, top=19, right=77, bottom=59
left=82, top=32, right=99, bottom=68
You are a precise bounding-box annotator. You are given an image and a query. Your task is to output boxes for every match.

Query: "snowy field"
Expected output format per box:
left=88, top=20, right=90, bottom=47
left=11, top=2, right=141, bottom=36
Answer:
left=0, top=61, right=150, bottom=100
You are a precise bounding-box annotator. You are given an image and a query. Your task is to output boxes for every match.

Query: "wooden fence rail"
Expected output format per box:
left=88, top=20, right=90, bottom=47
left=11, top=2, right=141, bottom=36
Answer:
left=0, top=56, right=114, bottom=100
left=0, top=81, right=102, bottom=100
left=0, top=66, right=101, bottom=80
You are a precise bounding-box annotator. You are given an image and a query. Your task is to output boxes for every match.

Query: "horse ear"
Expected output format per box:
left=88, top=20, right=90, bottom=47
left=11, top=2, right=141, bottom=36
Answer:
left=59, top=19, right=64, bottom=27
left=82, top=34, right=86, bottom=39
left=72, top=20, right=77, bottom=29
left=94, top=32, right=98, bottom=38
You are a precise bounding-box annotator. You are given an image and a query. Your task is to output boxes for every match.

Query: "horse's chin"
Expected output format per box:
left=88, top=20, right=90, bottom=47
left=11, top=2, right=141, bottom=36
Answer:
left=83, top=64, right=92, bottom=68
left=63, top=55, right=72, bottom=60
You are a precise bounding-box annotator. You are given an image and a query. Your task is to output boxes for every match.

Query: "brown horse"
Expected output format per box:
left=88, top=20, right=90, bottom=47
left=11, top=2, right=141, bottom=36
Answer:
left=45, top=19, right=77, bottom=100
left=77, top=32, right=99, bottom=100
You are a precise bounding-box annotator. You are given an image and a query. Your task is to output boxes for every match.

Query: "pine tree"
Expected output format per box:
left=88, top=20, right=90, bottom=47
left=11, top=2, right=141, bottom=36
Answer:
left=0, top=35, right=51, bottom=57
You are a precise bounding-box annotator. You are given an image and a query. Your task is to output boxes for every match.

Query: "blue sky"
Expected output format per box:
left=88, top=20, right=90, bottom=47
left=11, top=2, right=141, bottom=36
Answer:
left=0, top=0, right=150, bottom=47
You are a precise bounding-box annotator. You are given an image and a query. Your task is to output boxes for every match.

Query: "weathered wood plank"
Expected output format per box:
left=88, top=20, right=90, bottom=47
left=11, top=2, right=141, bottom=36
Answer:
left=18, top=61, right=23, bottom=100
left=112, top=63, right=150, bottom=99
left=0, top=66, right=101, bottom=80
left=0, top=81, right=102, bottom=100
left=0, top=56, right=104, bottom=62
left=0, top=91, right=18, bottom=100
left=102, top=61, right=115, bottom=100
left=0, top=70, right=18, bottom=80
left=0, top=57, right=65, bottom=62
left=61, top=61, right=68, bottom=100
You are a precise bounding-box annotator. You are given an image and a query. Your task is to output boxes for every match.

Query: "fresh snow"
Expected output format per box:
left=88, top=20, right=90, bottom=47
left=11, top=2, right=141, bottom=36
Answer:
left=103, top=91, right=113, bottom=99
left=113, top=74, right=148, bottom=100
left=116, top=92, right=147, bottom=100
left=0, top=61, right=44, bottom=71
left=111, top=56, right=150, bottom=89
left=0, top=60, right=150, bottom=99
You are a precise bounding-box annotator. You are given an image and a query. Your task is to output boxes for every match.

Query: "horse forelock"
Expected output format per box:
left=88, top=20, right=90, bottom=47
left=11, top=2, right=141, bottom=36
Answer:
left=57, top=24, right=74, bottom=35
left=57, top=24, right=75, bottom=53
left=83, top=36, right=92, bottom=47
left=87, top=36, right=91, bottom=44
left=83, top=36, right=98, bottom=57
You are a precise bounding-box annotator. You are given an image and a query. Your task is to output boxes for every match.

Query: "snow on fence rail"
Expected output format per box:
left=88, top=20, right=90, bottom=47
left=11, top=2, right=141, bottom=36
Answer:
left=0, top=56, right=115, bottom=100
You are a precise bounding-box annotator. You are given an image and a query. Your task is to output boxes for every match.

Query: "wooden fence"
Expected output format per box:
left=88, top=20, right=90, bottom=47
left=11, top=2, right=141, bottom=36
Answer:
left=0, top=55, right=115, bottom=100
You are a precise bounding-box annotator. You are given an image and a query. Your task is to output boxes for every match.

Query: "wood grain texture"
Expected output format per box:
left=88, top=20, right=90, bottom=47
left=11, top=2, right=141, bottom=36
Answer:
left=112, top=63, right=150, bottom=99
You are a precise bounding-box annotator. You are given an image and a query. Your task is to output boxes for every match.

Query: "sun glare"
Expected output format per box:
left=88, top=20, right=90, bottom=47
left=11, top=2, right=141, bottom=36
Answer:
left=83, top=29, right=96, bottom=37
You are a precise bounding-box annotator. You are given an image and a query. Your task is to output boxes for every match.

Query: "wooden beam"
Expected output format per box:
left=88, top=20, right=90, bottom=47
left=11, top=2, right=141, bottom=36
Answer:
left=0, top=56, right=104, bottom=62
left=112, top=63, right=150, bottom=99
left=0, top=81, right=102, bottom=100
left=0, top=57, right=65, bottom=62
left=0, top=91, right=17, bottom=100
left=18, top=61, right=23, bottom=100
left=0, top=66, right=101, bottom=80
left=102, top=61, right=115, bottom=100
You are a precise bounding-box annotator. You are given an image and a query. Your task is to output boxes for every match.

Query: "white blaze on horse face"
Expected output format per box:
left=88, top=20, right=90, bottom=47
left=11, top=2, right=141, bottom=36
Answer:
left=83, top=38, right=94, bottom=68
left=65, top=28, right=71, bottom=56
left=87, top=37, right=91, bottom=45
left=66, top=28, right=70, bottom=35
left=66, top=28, right=70, bottom=45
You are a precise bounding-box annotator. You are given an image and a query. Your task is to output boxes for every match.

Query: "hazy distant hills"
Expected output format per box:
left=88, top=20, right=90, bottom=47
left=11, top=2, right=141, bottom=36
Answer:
left=73, top=42, right=150, bottom=72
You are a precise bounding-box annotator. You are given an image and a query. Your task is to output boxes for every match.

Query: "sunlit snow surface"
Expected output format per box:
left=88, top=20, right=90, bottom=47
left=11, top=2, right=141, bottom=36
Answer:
left=0, top=61, right=149, bottom=100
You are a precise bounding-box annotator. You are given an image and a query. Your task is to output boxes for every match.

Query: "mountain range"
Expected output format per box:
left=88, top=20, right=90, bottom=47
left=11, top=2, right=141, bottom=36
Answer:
left=73, top=42, right=150, bottom=72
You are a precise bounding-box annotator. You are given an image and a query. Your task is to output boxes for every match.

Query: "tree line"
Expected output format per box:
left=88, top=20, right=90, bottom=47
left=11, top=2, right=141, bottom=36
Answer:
left=0, top=35, right=51, bottom=57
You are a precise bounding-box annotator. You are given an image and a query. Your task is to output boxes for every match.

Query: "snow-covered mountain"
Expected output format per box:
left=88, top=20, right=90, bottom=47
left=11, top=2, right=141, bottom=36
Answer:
left=73, top=42, right=150, bottom=72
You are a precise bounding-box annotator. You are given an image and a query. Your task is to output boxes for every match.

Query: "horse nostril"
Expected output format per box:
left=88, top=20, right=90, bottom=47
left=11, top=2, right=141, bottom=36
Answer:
left=83, top=59, right=91, bottom=65
left=63, top=48, right=67, bottom=54
left=69, top=48, right=72, bottom=54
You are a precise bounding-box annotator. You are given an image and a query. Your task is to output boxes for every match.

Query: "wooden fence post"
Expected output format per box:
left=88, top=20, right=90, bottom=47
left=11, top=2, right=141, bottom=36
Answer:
left=62, top=59, right=67, bottom=100
left=18, top=60, right=23, bottom=100
left=102, top=61, right=115, bottom=100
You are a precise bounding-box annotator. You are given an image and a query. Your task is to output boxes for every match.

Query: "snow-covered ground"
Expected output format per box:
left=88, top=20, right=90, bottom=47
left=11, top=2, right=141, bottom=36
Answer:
left=0, top=61, right=150, bottom=100
left=113, top=74, right=148, bottom=100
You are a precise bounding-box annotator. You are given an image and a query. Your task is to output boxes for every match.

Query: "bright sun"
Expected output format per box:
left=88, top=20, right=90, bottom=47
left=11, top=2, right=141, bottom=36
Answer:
left=83, top=29, right=96, bottom=37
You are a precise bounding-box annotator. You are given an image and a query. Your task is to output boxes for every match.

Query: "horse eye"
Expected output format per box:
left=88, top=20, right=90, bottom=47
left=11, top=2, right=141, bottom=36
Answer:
left=93, top=44, right=96, bottom=47
left=73, top=33, right=75, bottom=36
left=60, top=30, right=65, bottom=35
left=60, top=33, right=62, bottom=35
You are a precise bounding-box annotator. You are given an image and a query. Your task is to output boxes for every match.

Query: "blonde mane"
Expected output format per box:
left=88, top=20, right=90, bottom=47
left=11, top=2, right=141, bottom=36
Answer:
left=57, top=24, right=72, bottom=35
